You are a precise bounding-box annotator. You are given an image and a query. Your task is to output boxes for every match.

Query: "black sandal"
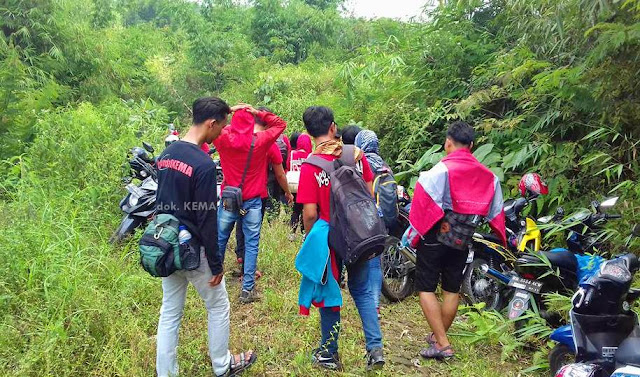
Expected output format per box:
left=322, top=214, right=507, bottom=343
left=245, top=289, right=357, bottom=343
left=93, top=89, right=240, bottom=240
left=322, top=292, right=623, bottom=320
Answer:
left=218, top=351, right=257, bottom=377
left=419, top=344, right=454, bottom=360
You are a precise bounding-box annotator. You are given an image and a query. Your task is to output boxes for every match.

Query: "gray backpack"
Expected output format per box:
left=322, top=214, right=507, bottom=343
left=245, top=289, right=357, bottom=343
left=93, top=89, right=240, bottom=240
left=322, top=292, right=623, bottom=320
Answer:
left=305, top=145, right=387, bottom=265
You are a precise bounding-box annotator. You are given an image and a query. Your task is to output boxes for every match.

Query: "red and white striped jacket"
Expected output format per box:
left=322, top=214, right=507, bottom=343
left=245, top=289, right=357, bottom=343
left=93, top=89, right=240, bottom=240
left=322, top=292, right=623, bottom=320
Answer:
left=405, top=148, right=506, bottom=248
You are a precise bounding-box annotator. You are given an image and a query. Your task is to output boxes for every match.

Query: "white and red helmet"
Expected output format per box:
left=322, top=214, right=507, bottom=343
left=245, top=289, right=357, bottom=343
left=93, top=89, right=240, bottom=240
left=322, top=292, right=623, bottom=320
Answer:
left=519, top=173, right=549, bottom=198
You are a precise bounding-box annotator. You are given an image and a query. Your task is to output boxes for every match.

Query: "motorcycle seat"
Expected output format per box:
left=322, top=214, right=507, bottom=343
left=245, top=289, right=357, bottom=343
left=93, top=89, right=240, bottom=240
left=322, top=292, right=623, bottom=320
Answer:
left=543, top=249, right=578, bottom=272
left=504, top=197, right=527, bottom=218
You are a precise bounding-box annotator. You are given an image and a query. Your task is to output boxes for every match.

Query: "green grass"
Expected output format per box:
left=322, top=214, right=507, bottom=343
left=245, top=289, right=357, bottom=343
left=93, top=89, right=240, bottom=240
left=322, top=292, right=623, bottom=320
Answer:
left=0, top=204, right=545, bottom=376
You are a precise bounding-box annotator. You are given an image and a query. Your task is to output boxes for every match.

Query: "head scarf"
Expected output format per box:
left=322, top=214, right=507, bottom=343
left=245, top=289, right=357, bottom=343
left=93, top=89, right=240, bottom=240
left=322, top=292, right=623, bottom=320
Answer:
left=296, top=134, right=312, bottom=154
left=355, top=130, right=385, bottom=173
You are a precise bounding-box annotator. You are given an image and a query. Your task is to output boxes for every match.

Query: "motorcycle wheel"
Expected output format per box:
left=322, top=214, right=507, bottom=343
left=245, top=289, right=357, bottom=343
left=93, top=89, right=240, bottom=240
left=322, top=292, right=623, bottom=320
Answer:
left=381, top=236, right=414, bottom=302
left=462, top=257, right=503, bottom=311
left=548, top=344, right=574, bottom=376
left=109, top=215, right=143, bottom=244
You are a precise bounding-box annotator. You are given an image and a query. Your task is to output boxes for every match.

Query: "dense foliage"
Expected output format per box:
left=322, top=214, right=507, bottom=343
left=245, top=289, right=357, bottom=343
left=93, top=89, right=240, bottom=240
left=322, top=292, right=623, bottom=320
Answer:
left=1, top=0, right=639, bottom=375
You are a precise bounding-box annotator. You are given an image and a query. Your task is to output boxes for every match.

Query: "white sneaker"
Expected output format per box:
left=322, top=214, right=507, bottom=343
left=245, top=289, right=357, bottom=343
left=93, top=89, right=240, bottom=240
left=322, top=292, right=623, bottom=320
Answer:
left=288, top=233, right=296, bottom=242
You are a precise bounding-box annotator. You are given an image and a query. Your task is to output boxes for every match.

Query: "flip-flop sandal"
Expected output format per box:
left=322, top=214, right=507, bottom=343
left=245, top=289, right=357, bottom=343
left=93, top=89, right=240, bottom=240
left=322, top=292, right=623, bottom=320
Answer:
left=426, top=333, right=436, bottom=346
left=218, top=351, right=257, bottom=377
left=419, top=344, right=454, bottom=360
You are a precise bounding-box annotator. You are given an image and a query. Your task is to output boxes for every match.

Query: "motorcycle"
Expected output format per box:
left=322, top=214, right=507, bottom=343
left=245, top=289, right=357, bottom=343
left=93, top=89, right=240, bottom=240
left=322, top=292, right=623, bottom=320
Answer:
left=110, top=128, right=223, bottom=244
left=110, top=142, right=158, bottom=244
left=461, top=193, right=549, bottom=311
left=479, top=197, right=622, bottom=324
left=380, top=186, right=544, bottom=303
left=380, top=185, right=416, bottom=301
left=549, top=226, right=640, bottom=376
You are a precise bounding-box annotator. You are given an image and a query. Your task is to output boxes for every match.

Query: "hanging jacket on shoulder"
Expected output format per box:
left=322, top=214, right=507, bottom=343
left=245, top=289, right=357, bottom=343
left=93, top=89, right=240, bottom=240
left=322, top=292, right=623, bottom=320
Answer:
left=305, top=145, right=387, bottom=265
left=295, top=219, right=342, bottom=315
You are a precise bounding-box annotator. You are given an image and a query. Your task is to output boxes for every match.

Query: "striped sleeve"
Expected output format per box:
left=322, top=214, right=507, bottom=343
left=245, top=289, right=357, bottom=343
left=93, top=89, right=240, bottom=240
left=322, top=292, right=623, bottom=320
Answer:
left=487, top=176, right=507, bottom=246
left=407, top=162, right=448, bottom=240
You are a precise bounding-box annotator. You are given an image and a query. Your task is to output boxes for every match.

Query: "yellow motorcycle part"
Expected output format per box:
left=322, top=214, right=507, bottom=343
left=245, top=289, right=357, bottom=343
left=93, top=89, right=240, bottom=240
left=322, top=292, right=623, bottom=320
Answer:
left=517, top=217, right=541, bottom=252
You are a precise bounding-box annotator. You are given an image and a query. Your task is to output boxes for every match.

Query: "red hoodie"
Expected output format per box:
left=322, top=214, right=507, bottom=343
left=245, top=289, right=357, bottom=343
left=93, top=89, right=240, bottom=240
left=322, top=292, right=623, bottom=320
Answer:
left=214, top=109, right=287, bottom=200
left=287, top=134, right=312, bottom=172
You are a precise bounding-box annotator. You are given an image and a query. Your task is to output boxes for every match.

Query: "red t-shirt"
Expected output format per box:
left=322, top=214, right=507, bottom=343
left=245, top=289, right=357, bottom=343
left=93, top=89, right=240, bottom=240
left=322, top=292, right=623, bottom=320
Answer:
left=263, top=142, right=284, bottom=199
left=297, top=153, right=374, bottom=222
left=268, top=142, right=283, bottom=166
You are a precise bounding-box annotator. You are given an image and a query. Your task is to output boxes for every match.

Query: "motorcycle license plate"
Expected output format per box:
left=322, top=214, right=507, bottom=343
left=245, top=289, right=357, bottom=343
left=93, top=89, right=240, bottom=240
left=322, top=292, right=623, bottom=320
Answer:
left=466, top=249, right=474, bottom=263
left=507, top=276, right=543, bottom=294
left=508, top=290, right=531, bottom=319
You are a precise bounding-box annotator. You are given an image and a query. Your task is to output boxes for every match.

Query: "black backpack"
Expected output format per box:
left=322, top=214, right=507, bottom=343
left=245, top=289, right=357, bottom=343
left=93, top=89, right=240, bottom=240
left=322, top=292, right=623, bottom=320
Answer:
left=268, top=136, right=289, bottom=184
left=305, top=145, right=387, bottom=265
left=275, top=135, right=288, bottom=170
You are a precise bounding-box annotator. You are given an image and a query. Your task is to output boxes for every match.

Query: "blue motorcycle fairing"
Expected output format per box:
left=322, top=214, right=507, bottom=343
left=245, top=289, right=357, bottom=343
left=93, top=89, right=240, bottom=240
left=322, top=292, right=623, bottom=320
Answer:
left=548, top=248, right=604, bottom=284
left=550, top=324, right=576, bottom=353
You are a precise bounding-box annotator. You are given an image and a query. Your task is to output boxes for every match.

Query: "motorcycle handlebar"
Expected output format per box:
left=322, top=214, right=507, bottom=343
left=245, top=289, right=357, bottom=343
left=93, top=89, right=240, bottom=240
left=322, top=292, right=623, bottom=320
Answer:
left=627, top=288, right=640, bottom=302
left=131, top=155, right=157, bottom=181
left=583, top=287, right=596, bottom=307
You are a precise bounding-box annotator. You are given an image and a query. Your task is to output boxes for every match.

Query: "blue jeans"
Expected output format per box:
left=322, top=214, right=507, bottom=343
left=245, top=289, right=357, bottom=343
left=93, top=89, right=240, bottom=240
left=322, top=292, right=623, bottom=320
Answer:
left=234, top=198, right=268, bottom=260
left=319, top=259, right=383, bottom=354
left=368, top=255, right=382, bottom=310
left=217, top=198, right=262, bottom=291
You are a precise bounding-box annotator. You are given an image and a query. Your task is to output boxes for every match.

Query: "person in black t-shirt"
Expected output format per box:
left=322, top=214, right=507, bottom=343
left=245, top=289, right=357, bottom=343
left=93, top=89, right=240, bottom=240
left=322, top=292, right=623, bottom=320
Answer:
left=155, top=97, right=257, bottom=377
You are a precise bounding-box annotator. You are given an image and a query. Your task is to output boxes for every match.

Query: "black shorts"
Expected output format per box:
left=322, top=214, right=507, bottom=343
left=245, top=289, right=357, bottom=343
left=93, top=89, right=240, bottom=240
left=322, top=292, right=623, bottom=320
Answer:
left=415, top=237, right=468, bottom=293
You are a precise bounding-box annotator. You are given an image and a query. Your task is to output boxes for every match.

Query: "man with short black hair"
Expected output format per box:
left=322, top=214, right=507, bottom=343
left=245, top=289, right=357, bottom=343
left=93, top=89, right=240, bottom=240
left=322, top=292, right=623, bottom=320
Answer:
left=155, top=97, right=256, bottom=377
left=401, top=120, right=506, bottom=360
left=340, top=124, right=361, bottom=145
left=297, top=106, right=385, bottom=372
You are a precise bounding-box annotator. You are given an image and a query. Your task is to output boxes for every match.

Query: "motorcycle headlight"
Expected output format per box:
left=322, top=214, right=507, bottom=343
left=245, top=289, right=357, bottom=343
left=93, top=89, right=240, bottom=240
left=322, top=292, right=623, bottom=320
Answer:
left=556, top=363, right=600, bottom=377
left=140, top=170, right=148, bottom=178
left=128, top=195, right=139, bottom=207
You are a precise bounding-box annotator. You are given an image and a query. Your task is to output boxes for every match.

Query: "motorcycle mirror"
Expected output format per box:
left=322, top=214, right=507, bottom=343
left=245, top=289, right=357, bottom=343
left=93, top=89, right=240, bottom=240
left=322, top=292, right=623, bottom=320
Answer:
left=538, top=215, right=553, bottom=224
left=598, top=196, right=619, bottom=211
left=142, top=142, right=155, bottom=154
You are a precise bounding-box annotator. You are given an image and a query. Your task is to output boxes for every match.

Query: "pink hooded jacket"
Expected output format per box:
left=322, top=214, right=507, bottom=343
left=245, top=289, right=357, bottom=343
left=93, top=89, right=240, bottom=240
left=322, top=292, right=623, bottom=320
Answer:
left=287, top=134, right=312, bottom=172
